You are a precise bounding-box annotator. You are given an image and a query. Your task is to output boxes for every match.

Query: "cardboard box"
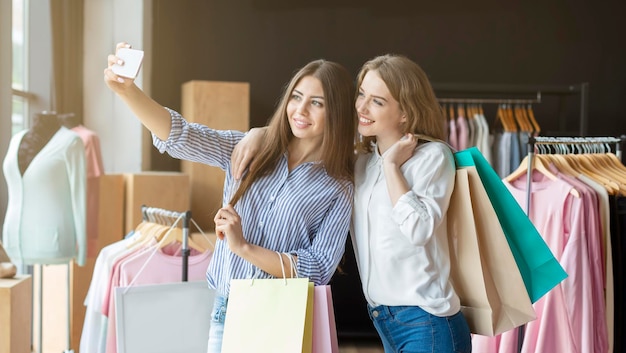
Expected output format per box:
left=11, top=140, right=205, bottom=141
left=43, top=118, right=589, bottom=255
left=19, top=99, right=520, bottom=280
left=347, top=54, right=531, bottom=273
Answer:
left=0, top=275, right=32, bottom=353
left=124, top=172, right=191, bottom=234
left=181, top=80, right=249, bottom=232
left=97, top=174, right=125, bottom=248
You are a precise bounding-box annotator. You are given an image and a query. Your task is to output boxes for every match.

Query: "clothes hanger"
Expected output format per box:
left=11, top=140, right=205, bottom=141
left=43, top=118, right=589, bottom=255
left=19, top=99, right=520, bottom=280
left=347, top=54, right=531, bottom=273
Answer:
left=525, top=104, right=540, bottom=135
left=516, top=104, right=533, bottom=133
left=582, top=142, right=626, bottom=194
left=523, top=105, right=538, bottom=135
left=494, top=104, right=513, bottom=132
left=601, top=152, right=626, bottom=181
left=147, top=209, right=209, bottom=253
left=457, top=103, right=466, bottom=120
left=540, top=144, right=579, bottom=178
left=505, top=104, right=519, bottom=132
left=127, top=222, right=170, bottom=251
left=562, top=145, right=620, bottom=195
left=125, top=221, right=156, bottom=249
left=504, top=146, right=580, bottom=198
left=156, top=226, right=207, bottom=253
left=512, top=105, right=525, bottom=132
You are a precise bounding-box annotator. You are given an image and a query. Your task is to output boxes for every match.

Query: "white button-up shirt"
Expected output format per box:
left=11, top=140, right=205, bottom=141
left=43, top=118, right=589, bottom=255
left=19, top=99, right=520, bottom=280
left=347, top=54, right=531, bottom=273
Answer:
left=351, top=141, right=460, bottom=316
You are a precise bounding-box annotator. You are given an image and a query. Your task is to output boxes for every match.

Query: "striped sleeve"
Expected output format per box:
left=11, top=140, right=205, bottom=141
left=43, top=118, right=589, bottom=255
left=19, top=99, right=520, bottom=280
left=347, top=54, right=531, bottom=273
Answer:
left=152, top=107, right=245, bottom=170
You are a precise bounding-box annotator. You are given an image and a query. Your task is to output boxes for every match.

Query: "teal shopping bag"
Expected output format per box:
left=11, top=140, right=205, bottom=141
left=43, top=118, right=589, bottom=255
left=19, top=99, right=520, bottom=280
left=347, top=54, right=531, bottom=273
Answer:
left=454, top=147, right=568, bottom=303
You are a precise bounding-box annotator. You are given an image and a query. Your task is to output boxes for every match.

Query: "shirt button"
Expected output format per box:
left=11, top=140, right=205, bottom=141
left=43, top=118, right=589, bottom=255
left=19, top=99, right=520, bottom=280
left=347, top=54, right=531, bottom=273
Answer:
left=270, top=195, right=276, bottom=201
left=372, top=310, right=379, bottom=318
left=259, top=221, right=264, bottom=227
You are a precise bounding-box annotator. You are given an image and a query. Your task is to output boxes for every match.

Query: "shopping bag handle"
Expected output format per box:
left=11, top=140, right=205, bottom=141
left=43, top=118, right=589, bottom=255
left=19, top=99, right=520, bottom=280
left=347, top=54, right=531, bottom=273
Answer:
left=275, top=251, right=288, bottom=285
left=413, top=134, right=457, bottom=153
left=286, top=253, right=298, bottom=278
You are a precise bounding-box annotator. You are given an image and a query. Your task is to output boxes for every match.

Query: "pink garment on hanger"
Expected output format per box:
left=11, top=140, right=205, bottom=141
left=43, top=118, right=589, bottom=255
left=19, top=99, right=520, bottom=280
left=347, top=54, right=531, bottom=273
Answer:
left=494, top=173, right=598, bottom=353
left=456, top=115, right=469, bottom=150
left=71, top=125, right=105, bottom=258
left=448, top=118, right=459, bottom=151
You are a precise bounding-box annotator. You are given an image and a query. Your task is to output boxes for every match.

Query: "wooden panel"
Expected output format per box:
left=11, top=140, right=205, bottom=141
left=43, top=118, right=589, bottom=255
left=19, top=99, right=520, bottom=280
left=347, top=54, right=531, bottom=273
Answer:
left=97, top=174, right=125, bottom=248
left=72, top=174, right=124, bottom=352
left=0, top=275, right=32, bottom=353
left=180, top=80, right=250, bottom=232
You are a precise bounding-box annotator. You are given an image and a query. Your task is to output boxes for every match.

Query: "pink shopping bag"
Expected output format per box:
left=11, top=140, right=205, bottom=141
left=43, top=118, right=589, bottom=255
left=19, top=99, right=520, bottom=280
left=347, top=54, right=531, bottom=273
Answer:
left=312, top=285, right=339, bottom=353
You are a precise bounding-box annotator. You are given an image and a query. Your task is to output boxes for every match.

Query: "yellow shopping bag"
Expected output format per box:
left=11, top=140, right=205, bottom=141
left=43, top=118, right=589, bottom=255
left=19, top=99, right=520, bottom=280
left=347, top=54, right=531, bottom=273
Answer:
left=222, top=253, right=314, bottom=353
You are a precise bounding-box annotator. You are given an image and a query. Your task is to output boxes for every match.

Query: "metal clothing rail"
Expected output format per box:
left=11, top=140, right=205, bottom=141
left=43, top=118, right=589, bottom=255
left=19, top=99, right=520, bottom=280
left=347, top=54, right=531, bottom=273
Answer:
left=527, top=135, right=624, bottom=209
left=530, top=136, right=623, bottom=159
left=438, top=97, right=541, bottom=105
left=141, top=205, right=192, bottom=281
left=520, top=135, right=624, bottom=353
left=432, top=82, right=589, bottom=136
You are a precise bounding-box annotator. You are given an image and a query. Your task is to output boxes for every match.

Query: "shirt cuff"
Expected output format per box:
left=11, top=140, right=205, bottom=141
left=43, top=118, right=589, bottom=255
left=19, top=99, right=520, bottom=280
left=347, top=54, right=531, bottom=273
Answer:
left=392, top=191, right=428, bottom=225
left=152, top=107, right=183, bottom=153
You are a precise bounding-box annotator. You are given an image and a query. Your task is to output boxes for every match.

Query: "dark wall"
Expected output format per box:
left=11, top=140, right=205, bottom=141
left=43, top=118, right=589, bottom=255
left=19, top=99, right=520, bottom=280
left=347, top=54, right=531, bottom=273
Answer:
left=148, top=0, right=624, bottom=339
left=150, top=0, right=625, bottom=165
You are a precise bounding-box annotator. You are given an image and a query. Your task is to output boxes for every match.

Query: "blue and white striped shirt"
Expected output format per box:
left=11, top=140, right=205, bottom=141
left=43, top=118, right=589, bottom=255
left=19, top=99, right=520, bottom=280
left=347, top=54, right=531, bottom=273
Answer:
left=153, top=109, right=353, bottom=296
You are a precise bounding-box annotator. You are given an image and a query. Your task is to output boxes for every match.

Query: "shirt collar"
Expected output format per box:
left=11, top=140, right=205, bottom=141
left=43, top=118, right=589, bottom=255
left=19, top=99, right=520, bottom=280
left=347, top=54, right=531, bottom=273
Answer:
left=366, top=143, right=383, bottom=170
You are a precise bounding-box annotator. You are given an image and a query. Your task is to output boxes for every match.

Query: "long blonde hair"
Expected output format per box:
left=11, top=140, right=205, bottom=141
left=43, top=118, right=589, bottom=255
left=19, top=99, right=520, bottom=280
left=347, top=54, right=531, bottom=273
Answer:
left=230, top=59, right=356, bottom=205
left=355, top=54, right=445, bottom=153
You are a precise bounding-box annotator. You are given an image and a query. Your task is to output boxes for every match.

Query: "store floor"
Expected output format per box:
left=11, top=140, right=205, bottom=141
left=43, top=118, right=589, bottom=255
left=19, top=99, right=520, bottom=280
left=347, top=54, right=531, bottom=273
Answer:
left=25, top=340, right=385, bottom=353
left=339, top=338, right=384, bottom=353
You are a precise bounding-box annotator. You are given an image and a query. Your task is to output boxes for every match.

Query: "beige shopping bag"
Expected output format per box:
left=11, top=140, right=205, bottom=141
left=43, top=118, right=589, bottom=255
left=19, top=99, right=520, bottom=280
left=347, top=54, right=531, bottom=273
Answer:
left=447, top=166, right=536, bottom=336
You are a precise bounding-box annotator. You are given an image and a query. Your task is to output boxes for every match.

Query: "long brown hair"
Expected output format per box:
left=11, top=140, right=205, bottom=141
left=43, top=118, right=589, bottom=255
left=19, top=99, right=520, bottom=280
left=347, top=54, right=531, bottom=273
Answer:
left=230, top=59, right=356, bottom=205
left=354, top=54, right=445, bottom=153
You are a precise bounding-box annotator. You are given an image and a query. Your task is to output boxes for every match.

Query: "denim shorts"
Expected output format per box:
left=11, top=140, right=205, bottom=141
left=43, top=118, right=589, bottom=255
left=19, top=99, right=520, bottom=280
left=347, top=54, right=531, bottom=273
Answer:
left=206, top=295, right=228, bottom=353
left=367, top=304, right=471, bottom=353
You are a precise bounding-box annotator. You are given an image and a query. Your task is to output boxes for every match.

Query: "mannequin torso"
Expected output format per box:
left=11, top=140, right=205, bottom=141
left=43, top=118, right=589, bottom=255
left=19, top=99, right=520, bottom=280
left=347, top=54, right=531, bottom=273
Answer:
left=18, top=112, right=61, bottom=175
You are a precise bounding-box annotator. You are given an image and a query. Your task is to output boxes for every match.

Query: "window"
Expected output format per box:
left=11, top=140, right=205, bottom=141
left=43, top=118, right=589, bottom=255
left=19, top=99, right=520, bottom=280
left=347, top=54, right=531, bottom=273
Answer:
left=12, top=0, right=28, bottom=134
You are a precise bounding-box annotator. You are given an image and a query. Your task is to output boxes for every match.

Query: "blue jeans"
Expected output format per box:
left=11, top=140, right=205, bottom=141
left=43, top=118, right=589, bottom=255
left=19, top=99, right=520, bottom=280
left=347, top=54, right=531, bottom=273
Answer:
left=207, top=295, right=228, bottom=353
left=368, top=304, right=471, bottom=353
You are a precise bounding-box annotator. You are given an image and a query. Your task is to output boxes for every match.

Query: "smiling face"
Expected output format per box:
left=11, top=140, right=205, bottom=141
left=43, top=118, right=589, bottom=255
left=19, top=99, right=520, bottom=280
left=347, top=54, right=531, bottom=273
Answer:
left=355, top=70, right=406, bottom=151
left=286, top=75, right=326, bottom=143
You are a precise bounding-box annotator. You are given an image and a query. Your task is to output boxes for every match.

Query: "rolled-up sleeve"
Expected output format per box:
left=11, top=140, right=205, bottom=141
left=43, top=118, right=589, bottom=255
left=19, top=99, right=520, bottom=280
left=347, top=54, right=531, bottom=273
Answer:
left=152, top=107, right=244, bottom=170
left=391, top=145, right=455, bottom=246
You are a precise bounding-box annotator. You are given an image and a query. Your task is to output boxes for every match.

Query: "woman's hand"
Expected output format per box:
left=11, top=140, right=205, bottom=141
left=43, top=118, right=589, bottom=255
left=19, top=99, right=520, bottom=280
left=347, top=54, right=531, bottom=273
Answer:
left=103, top=42, right=136, bottom=94
left=383, top=133, right=417, bottom=168
left=214, top=204, right=248, bottom=255
left=231, top=127, right=267, bottom=179
left=102, top=42, right=172, bottom=140
left=382, top=133, right=416, bottom=206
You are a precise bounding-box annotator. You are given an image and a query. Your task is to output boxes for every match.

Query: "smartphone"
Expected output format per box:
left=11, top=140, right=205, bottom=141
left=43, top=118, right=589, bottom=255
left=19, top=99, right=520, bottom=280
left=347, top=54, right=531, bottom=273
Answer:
left=112, top=48, right=144, bottom=79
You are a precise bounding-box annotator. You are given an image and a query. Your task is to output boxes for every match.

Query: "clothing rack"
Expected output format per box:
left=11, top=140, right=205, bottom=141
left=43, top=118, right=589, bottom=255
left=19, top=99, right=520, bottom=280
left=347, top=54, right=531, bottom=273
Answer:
left=432, top=82, right=589, bottom=136
left=526, top=135, right=624, bottom=212
left=141, top=205, right=192, bottom=281
left=438, top=97, right=540, bottom=105
left=520, top=135, right=624, bottom=353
